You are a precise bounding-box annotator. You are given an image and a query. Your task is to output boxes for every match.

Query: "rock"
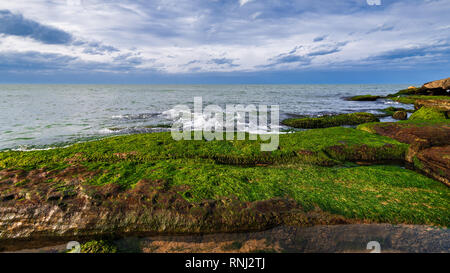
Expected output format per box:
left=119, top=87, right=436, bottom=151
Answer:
left=0, top=175, right=352, bottom=251
left=413, top=146, right=450, bottom=186
left=387, top=78, right=450, bottom=97
left=360, top=122, right=450, bottom=148
left=80, top=240, right=118, bottom=253
left=357, top=121, right=450, bottom=185
left=346, top=95, right=381, bottom=101
left=379, top=107, right=412, bottom=117
left=282, top=112, right=379, bottom=129
left=392, top=111, right=408, bottom=120
left=423, top=77, right=450, bottom=90
left=414, top=99, right=450, bottom=112
left=409, top=107, right=447, bottom=121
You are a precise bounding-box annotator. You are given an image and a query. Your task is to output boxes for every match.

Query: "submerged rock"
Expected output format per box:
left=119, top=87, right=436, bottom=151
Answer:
left=346, top=95, right=381, bottom=101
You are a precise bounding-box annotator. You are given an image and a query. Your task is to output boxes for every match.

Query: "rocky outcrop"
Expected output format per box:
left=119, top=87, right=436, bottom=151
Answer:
left=346, top=95, right=381, bottom=101
left=409, top=107, right=448, bottom=121
left=415, top=146, right=450, bottom=187
left=415, top=99, right=450, bottom=112
left=357, top=122, right=450, bottom=185
left=282, top=112, right=379, bottom=129
left=386, top=78, right=450, bottom=97
left=0, top=169, right=352, bottom=251
left=423, top=77, right=450, bottom=90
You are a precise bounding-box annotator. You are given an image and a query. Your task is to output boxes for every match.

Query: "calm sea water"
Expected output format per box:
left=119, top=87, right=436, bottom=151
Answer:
left=0, top=84, right=412, bottom=150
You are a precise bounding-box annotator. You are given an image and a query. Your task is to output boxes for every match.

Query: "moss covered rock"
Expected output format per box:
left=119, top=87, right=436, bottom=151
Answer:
left=81, top=240, right=118, bottom=253
left=393, top=111, right=408, bottom=120
left=413, top=146, right=450, bottom=187
left=409, top=107, right=447, bottom=121
left=387, top=95, right=450, bottom=105
left=346, top=95, right=381, bottom=101
left=380, top=107, right=412, bottom=116
left=282, top=112, right=379, bottom=129
left=414, top=99, right=450, bottom=112
left=0, top=128, right=449, bottom=251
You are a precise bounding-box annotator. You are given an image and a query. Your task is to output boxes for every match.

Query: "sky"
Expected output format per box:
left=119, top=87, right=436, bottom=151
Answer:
left=0, top=0, right=449, bottom=84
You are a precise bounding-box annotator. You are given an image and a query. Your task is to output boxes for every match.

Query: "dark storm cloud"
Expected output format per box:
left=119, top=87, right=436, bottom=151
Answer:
left=0, top=10, right=73, bottom=44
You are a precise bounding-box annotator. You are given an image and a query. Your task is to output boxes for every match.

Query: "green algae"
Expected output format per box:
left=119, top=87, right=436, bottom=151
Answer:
left=388, top=95, right=450, bottom=105
left=0, top=127, right=406, bottom=170
left=357, top=119, right=450, bottom=134
left=282, top=113, right=380, bottom=129
left=0, top=128, right=448, bottom=227
left=380, top=107, right=413, bottom=116
left=409, top=107, right=448, bottom=121
left=80, top=240, right=118, bottom=253
left=347, top=95, right=381, bottom=101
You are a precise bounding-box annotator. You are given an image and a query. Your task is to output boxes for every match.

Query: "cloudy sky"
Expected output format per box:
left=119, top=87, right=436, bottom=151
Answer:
left=0, top=0, right=449, bottom=83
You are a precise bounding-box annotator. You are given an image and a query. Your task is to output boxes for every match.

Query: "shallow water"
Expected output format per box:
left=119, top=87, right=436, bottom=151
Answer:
left=0, top=84, right=413, bottom=150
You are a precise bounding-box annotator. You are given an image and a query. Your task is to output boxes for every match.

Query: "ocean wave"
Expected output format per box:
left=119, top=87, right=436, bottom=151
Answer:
left=112, top=112, right=160, bottom=120
left=163, top=107, right=283, bottom=134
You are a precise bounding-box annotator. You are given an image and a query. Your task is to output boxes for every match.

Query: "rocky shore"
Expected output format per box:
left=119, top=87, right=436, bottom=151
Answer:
left=0, top=78, right=449, bottom=252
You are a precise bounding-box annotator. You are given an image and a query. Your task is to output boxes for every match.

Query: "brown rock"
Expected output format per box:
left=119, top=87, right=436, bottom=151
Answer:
left=369, top=123, right=450, bottom=148
left=366, top=122, right=450, bottom=185
left=423, top=77, right=450, bottom=90
left=415, top=146, right=450, bottom=186
left=0, top=170, right=353, bottom=251
left=414, top=99, right=450, bottom=111
left=392, top=111, right=407, bottom=120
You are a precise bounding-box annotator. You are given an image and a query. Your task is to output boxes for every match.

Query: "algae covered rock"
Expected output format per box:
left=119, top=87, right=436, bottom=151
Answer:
left=409, top=107, right=447, bottom=121
left=393, top=111, right=408, bottom=120
left=413, top=146, right=450, bottom=187
left=356, top=121, right=450, bottom=185
left=0, top=129, right=448, bottom=251
left=81, top=240, right=118, bottom=253
left=282, top=112, right=379, bottom=129
left=414, top=99, right=450, bottom=112
left=380, top=107, right=410, bottom=116
left=346, top=95, right=381, bottom=101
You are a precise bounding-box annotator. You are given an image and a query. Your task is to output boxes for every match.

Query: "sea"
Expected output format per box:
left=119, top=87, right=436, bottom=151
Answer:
left=0, top=84, right=414, bottom=150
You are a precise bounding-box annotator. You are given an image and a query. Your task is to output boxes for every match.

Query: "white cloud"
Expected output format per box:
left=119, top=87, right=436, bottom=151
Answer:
left=0, top=0, right=449, bottom=74
left=239, top=0, right=253, bottom=7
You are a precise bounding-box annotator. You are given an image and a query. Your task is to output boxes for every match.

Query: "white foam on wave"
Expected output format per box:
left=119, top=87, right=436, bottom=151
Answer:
left=99, top=128, right=115, bottom=134
left=162, top=108, right=283, bottom=134
left=384, top=100, right=400, bottom=105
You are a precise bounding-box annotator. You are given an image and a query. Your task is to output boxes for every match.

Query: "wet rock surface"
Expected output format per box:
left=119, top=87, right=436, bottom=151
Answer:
left=360, top=122, right=450, bottom=185
left=0, top=168, right=353, bottom=251
left=415, top=99, right=450, bottom=112
left=393, top=111, right=408, bottom=120
left=6, top=224, right=449, bottom=253
left=415, top=146, right=450, bottom=186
